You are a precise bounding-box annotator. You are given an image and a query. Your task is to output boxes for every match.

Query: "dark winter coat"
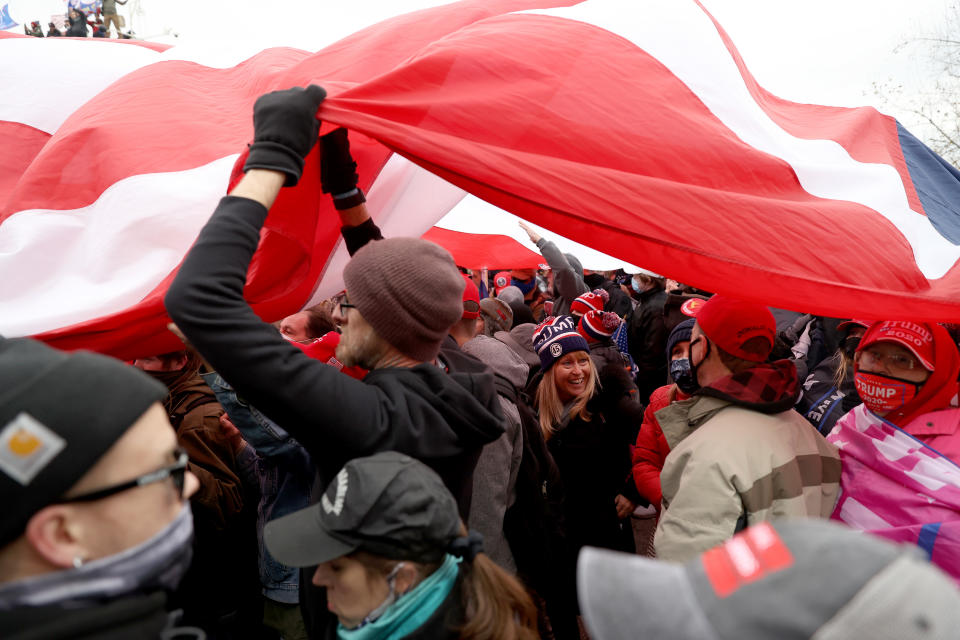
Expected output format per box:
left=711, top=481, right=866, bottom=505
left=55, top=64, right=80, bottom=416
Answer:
left=0, top=592, right=201, bottom=640
left=627, top=287, right=668, bottom=403
left=65, top=11, right=87, bottom=36
left=545, top=363, right=641, bottom=553
left=160, top=372, right=261, bottom=633
left=795, top=352, right=861, bottom=435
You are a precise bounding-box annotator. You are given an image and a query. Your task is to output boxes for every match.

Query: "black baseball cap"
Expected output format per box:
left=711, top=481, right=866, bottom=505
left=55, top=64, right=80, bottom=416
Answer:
left=264, top=452, right=462, bottom=567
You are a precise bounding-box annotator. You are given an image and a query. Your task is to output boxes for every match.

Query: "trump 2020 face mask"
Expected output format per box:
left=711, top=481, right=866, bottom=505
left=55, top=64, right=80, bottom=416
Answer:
left=854, top=370, right=921, bottom=415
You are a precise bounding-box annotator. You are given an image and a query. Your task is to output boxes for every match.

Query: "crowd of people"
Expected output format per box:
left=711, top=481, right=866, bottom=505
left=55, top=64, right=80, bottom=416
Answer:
left=24, top=1, right=130, bottom=39
left=2, top=85, right=960, bottom=639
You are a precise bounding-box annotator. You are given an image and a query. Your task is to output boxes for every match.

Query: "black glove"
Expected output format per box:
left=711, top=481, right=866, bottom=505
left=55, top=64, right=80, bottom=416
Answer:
left=321, top=128, right=366, bottom=210
left=243, top=84, right=326, bottom=186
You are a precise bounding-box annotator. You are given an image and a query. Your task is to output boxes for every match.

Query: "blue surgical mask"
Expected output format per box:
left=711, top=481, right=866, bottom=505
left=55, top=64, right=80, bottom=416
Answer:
left=512, top=277, right=536, bottom=295
left=631, top=278, right=643, bottom=294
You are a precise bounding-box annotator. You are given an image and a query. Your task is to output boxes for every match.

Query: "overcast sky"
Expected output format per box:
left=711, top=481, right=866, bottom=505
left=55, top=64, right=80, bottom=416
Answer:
left=7, top=0, right=952, bottom=135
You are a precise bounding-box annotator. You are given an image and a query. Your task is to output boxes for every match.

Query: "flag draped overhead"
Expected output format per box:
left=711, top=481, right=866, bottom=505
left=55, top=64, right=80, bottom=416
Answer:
left=4, top=0, right=960, bottom=360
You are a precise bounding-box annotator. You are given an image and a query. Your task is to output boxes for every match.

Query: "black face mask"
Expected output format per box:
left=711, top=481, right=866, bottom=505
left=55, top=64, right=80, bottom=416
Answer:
left=842, top=335, right=861, bottom=359
left=143, top=368, right=182, bottom=389
left=688, top=336, right=710, bottom=392
left=670, top=358, right=699, bottom=395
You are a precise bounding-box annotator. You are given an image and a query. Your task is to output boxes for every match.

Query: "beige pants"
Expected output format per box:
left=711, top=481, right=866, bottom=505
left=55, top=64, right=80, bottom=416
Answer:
left=103, top=13, right=122, bottom=36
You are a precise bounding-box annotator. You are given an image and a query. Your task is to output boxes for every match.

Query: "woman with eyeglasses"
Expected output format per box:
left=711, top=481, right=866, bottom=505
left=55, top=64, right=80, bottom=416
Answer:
left=826, top=321, right=960, bottom=582
left=264, top=451, right=539, bottom=640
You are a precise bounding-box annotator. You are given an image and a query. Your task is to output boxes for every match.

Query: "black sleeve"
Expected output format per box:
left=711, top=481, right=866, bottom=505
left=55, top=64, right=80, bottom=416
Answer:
left=165, top=196, right=391, bottom=459
left=341, top=218, right=384, bottom=256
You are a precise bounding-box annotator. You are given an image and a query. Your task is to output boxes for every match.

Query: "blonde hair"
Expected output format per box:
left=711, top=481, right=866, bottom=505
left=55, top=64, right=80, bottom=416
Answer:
left=535, top=355, right=598, bottom=440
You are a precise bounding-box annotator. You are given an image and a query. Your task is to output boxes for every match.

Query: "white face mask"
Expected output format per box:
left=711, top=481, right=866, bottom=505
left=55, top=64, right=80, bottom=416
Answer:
left=352, top=561, right=405, bottom=629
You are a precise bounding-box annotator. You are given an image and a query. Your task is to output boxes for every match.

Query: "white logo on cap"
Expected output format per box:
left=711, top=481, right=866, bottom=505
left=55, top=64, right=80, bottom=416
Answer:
left=322, top=468, right=349, bottom=515
left=0, top=413, right=66, bottom=486
left=550, top=343, right=563, bottom=357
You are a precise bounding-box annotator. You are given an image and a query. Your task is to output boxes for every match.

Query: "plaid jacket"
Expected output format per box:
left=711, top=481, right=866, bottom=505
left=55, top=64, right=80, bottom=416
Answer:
left=653, top=362, right=841, bottom=562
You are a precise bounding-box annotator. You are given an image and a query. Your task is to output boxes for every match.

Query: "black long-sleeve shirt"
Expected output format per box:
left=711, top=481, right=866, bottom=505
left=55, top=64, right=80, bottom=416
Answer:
left=165, top=196, right=504, bottom=512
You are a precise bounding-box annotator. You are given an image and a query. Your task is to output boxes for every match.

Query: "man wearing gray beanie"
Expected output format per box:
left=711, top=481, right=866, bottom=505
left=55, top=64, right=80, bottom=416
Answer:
left=0, top=338, right=200, bottom=639
left=165, top=86, right=505, bottom=638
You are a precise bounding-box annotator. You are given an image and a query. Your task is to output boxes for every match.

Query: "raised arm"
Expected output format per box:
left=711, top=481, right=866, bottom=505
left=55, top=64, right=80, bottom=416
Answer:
left=519, top=221, right=587, bottom=304
left=165, top=87, right=388, bottom=457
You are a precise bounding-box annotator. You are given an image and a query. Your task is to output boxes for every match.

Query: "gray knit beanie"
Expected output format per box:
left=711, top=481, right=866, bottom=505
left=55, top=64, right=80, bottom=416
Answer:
left=343, top=238, right=465, bottom=362
left=496, top=285, right=524, bottom=307
left=479, top=298, right=513, bottom=337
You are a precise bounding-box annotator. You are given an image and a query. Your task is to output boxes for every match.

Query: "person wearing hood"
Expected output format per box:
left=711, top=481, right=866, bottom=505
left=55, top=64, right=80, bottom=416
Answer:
left=0, top=338, right=200, bottom=640
left=653, top=295, right=841, bottom=562
left=444, top=276, right=522, bottom=573
left=518, top=222, right=589, bottom=316
left=826, top=321, right=960, bottom=581
left=164, top=87, right=504, bottom=637
left=496, top=285, right=536, bottom=327
left=795, top=318, right=869, bottom=435
left=132, top=347, right=261, bottom=636
left=477, top=297, right=513, bottom=339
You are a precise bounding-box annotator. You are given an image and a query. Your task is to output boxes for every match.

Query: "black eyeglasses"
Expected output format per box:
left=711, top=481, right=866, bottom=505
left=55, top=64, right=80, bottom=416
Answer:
left=58, top=448, right=189, bottom=504
left=336, top=292, right=356, bottom=313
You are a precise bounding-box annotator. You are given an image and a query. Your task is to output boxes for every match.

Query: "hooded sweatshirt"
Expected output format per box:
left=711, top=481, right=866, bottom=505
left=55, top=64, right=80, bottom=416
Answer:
left=165, top=196, right=505, bottom=518
left=535, top=238, right=589, bottom=316
left=852, top=321, right=960, bottom=460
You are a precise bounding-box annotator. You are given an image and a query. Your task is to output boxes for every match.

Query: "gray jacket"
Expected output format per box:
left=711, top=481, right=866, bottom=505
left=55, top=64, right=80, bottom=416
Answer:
left=536, top=238, right=589, bottom=316
left=462, top=334, right=528, bottom=573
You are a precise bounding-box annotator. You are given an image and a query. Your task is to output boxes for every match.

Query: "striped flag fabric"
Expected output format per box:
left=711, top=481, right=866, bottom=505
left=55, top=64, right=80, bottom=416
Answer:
left=4, top=0, right=960, bottom=360
left=828, top=404, right=960, bottom=582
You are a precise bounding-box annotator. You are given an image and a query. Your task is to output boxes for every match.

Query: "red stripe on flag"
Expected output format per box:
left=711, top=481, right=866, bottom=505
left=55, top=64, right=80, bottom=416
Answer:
left=422, top=227, right=542, bottom=270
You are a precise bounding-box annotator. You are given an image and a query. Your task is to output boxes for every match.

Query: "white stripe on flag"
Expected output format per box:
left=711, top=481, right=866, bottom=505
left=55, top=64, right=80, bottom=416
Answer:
left=303, top=153, right=467, bottom=306
left=526, top=0, right=960, bottom=279
left=1, top=155, right=238, bottom=337
left=0, top=38, right=163, bottom=134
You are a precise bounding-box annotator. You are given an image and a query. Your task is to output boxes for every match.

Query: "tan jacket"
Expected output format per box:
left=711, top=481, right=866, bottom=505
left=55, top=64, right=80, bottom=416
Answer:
left=653, top=395, right=841, bottom=561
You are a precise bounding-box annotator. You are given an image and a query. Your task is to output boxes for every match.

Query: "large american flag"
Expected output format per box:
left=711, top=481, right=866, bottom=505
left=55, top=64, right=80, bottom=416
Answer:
left=4, top=0, right=960, bottom=360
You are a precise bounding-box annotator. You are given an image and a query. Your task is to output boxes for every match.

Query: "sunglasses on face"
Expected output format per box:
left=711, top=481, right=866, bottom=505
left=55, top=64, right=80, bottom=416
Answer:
left=58, top=448, right=189, bottom=504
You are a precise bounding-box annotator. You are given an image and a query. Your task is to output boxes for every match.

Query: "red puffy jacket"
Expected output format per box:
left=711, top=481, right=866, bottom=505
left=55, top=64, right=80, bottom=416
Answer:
left=631, top=383, right=688, bottom=509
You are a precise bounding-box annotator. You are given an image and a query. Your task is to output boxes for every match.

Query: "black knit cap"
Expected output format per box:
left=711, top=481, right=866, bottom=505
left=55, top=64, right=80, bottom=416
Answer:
left=666, top=317, right=696, bottom=360
left=0, top=338, right=168, bottom=547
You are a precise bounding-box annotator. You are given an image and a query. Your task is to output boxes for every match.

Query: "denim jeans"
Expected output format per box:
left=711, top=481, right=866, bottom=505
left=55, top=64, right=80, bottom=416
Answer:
left=202, top=372, right=316, bottom=604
